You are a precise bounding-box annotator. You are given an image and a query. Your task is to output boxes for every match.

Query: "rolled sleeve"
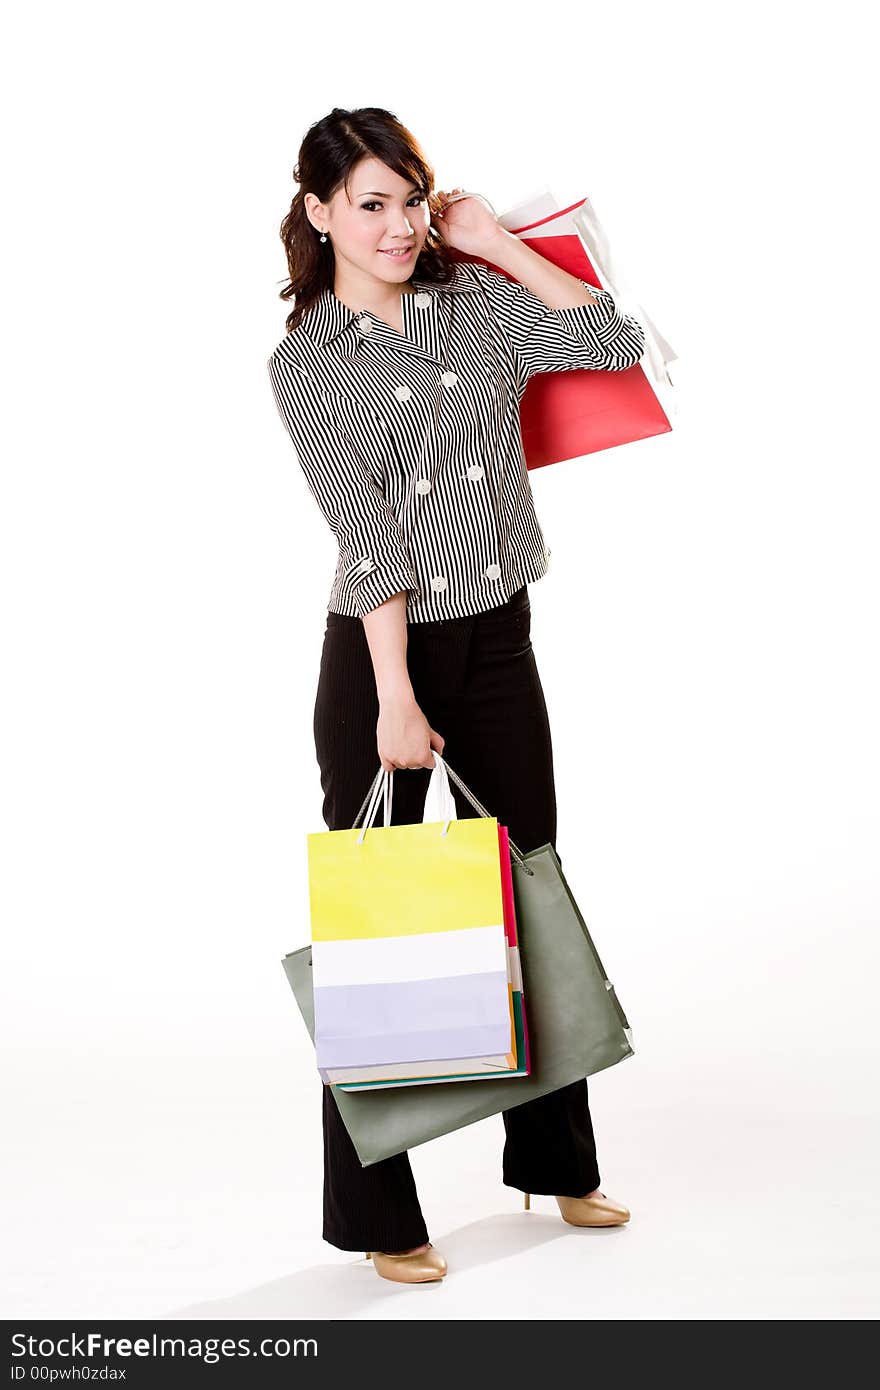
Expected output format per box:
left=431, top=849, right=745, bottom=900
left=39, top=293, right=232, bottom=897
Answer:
left=267, top=353, right=421, bottom=617
left=468, top=261, right=646, bottom=385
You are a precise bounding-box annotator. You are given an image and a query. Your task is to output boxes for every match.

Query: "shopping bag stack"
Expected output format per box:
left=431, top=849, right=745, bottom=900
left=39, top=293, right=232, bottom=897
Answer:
left=307, top=753, right=531, bottom=1091
left=282, top=750, right=634, bottom=1166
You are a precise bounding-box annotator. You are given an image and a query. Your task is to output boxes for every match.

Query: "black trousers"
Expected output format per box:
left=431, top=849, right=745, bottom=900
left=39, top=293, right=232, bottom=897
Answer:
left=312, top=583, right=601, bottom=1253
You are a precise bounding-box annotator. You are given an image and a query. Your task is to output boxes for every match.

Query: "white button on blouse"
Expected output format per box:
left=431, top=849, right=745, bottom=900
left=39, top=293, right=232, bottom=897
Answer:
left=440, top=370, right=458, bottom=388
left=356, top=314, right=374, bottom=334
left=415, top=478, right=432, bottom=495
left=466, top=464, right=484, bottom=482
left=393, top=384, right=412, bottom=402
left=430, top=575, right=448, bottom=592
left=413, top=291, right=431, bottom=308
left=485, top=563, right=502, bottom=581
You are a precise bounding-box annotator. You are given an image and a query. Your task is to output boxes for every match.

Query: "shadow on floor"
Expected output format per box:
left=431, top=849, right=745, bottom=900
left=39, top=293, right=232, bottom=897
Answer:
left=162, top=1209, right=626, bottom=1320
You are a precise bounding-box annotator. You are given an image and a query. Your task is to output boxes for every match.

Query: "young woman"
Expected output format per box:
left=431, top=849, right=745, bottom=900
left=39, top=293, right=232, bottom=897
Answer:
left=267, top=106, right=646, bottom=1285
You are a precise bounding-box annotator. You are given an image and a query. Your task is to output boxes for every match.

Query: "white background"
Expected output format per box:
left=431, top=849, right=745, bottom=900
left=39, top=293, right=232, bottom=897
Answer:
left=2, top=0, right=878, bottom=1320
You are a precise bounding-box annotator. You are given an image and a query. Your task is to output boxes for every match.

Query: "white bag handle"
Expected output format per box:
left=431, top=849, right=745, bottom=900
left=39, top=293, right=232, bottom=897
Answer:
left=350, top=752, right=533, bottom=874
left=357, top=764, right=391, bottom=834
left=356, top=750, right=455, bottom=843
left=421, top=751, right=458, bottom=827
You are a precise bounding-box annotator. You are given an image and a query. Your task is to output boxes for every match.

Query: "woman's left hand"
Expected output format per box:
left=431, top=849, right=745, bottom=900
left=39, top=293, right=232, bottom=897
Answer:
left=433, top=188, right=503, bottom=256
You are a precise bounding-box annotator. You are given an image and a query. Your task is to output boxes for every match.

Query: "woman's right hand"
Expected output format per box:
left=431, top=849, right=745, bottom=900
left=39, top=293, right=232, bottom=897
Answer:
left=377, top=693, right=444, bottom=773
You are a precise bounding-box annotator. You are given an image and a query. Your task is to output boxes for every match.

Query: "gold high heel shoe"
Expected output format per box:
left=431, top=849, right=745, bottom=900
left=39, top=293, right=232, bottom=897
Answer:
left=523, top=1191, right=631, bottom=1226
left=365, top=1244, right=448, bottom=1283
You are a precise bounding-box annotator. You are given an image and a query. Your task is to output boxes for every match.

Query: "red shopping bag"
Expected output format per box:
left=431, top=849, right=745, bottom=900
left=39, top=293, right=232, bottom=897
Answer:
left=498, top=823, right=531, bottom=1075
left=453, top=196, right=672, bottom=470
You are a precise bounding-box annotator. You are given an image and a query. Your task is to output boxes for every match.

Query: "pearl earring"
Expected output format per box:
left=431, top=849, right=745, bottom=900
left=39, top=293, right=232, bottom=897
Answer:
left=319, top=231, right=327, bottom=242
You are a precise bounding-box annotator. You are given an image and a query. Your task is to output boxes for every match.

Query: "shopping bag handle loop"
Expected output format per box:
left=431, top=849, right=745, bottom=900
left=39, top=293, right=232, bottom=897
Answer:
left=351, top=752, right=534, bottom=875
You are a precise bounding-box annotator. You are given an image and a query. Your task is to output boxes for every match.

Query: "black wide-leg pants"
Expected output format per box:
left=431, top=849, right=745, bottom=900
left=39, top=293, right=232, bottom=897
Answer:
left=312, top=583, right=601, bottom=1253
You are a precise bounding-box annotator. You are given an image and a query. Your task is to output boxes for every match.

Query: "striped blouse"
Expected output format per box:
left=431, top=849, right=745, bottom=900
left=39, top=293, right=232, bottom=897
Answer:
left=266, top=260, right=646, bottom=623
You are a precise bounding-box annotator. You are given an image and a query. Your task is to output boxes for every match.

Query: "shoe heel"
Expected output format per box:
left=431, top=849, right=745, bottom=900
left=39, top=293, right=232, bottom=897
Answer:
left=524, top=1192, right=531, bottom=1211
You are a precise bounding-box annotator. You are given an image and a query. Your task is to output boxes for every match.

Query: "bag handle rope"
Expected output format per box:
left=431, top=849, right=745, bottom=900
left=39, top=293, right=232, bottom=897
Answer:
left=350, top=751, right=534, bottom=875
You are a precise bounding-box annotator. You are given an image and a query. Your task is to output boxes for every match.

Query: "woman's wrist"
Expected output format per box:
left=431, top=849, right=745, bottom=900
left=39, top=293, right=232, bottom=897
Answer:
left=377, top=674, right=416, bottom=706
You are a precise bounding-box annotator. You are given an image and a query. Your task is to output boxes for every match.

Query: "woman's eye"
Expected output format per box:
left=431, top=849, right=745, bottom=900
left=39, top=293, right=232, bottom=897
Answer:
left=361, top=197, right=424, bottom=211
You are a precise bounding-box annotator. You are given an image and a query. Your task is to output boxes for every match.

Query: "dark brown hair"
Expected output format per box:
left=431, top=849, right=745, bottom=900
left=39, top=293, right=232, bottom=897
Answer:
left=275, top=107, right=456, bottom=334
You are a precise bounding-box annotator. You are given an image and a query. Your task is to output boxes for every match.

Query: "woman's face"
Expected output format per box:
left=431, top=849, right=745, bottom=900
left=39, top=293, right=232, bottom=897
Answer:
left=307, top=156, right=432, bottom=287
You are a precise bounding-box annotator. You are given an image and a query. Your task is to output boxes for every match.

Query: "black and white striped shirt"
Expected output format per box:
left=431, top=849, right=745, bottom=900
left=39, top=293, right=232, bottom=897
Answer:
left=267, top=260, right=646, bottom=623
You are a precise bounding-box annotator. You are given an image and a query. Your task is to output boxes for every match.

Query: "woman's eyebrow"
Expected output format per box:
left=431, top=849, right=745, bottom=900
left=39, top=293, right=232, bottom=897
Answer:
left=355, top=186, right=422, bottom=197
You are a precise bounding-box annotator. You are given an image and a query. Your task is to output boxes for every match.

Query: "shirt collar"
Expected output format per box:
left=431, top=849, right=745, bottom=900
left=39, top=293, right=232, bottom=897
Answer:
left=300, top=262, right=482, bottom=357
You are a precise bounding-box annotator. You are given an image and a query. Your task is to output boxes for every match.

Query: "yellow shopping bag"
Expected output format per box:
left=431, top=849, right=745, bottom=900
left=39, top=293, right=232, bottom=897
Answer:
left=308, top=754, right=515, bottom=1073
